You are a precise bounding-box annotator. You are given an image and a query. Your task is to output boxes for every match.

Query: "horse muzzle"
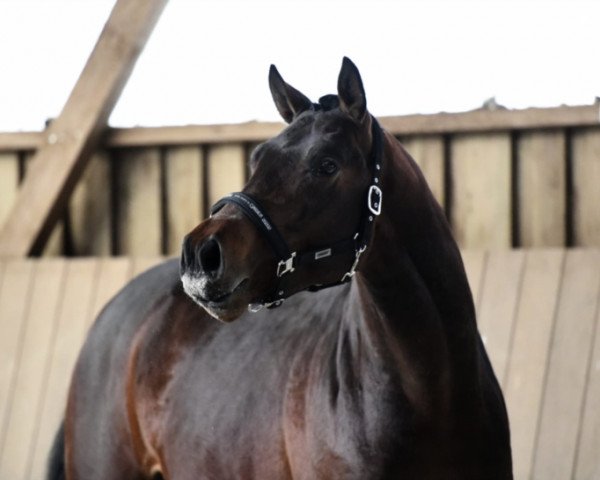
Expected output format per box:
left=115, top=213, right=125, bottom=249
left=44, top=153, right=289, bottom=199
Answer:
left=180, top=233, right=250, bottom=320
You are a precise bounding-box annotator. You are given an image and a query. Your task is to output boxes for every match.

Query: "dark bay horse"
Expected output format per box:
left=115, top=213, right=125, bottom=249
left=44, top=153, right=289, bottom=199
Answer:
left=49, top=58, right=512, bottom=479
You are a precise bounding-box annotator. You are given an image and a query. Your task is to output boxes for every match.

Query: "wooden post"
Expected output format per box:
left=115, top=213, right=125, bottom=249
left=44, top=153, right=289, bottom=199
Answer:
left=207, top=145, right=246, bottom=206
left=0, top=0, right=168, bottom=257
left=517, top=130, right=566, bottom=246
left=164, top=146, right=205, bottom=255
left=572, top=128, right=600, bottom=246
left=401, top=136, right=445, bottom=208
left=114, top=148, right=162, bottom=256
left=0, top=153, right=19, bottom=227
left=450, top=133, right=512, bottom=248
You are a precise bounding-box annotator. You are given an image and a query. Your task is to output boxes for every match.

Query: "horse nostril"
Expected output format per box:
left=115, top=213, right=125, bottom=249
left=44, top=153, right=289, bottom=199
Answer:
left=180, top=234, right=195, bottom=272
left=199, top=238, right=222, bottom=275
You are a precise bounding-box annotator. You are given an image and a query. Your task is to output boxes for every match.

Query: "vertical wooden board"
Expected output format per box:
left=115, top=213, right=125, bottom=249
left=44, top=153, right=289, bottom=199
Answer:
left=41, top=226, right=64, bottom=257
left=401, top=136, right=445, bottom=207
left=0, top=260, right=65, bottom=480
left=502, top=249, right=564, bottom=480
left=532, top=250, right=600, bottom=480
left=0, top=260, right=34, bottom=462
left=518, top=130, right=566, bottom=247
left=87, top=257, right=133, bottom=328
left=115, top=148, right=162, bottom=255
left=575, top=284, right=600, bottom=480
left=476, top=250, right=525, bottom=386
left=460, top=250, right=487, bottom=312
left=20, top=154, right=64, bottom=256
left=164, top=146, right=203, bottom=255
left=450, top=133, right=511, bottom=248
left=28, top=259, right=99, bottom=480
left=572, top=128, right=600, bottom=246
left=0, top=153, right=20, bottom=228
left=69, top=151, right=112, bottom=255
left=207, top=144, right=246, bottom=206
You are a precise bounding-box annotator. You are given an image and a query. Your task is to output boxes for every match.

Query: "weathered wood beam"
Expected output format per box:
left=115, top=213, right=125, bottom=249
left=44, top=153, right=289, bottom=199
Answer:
left=381, top=103, right=600, bottom=135
left=0, top=0, right=168, bottom=257
left=1, top=104, right=598, bottom=152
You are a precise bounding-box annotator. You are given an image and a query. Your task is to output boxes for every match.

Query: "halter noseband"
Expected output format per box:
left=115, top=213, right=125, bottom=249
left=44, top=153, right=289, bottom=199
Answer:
left=210, top=117, right=384, bottom=312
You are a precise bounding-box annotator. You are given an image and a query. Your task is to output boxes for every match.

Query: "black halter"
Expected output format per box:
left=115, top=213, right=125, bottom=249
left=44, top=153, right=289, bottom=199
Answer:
left=210, top=117, right=384, bottom=312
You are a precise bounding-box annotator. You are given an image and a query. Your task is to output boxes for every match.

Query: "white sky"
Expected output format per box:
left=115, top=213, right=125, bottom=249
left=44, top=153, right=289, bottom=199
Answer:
left=0, top=0, right=599, bottom=131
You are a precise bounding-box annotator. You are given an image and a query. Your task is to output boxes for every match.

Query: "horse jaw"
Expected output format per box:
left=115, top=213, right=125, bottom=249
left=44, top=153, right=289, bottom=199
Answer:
left=180, top=272, right=248, bottom=323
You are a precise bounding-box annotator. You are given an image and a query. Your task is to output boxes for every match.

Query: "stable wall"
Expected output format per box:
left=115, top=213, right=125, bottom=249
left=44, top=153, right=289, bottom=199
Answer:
left=1, top=104, right=599, bottom=256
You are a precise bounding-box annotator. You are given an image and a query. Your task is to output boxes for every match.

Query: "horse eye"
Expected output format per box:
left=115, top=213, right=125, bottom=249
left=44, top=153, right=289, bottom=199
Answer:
left=314, top=158, right=339, bottom=176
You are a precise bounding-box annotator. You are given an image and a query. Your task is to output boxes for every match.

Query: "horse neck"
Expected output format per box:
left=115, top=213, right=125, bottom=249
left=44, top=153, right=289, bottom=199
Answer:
left=350, top=132, right=481, bottom=415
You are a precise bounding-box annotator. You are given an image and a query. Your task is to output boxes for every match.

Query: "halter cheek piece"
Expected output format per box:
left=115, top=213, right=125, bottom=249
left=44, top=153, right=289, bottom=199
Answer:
left=210, top=117, right=384, bottom=312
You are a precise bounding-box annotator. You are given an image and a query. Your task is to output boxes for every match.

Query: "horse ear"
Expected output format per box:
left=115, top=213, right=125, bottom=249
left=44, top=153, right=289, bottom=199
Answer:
left=269, top=65, right=313, bottom=124
left=337, top=57, right=367, bottom=123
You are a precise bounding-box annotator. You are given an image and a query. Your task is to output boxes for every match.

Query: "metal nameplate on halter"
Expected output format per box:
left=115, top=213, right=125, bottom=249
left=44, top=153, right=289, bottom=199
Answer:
left=368, top=185, right=383, bottom=216
left=314, top=248, right=332, bottom=260
left=277, top=252, right=296, bottom=277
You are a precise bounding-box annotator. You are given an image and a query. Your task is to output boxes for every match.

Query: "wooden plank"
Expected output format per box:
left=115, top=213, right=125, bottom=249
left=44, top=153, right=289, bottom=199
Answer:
left=114, top=148, right=162, bottom=255
left=461, top=250, right=487, bottom=312
left=107, top=122, right=285, bottom=147
left=0, top=0, right=168, bottom=257
left=476, top=250, right=525, bottom=386
left=450, top=133, right=512, bottom=248
left=131, top=257, right=164, bottom=278
left=401, top=136, right=445, bottom=207
left=381, top=105, right=600, bottom=136
left=0, top=260, right=34, bottom=458
left=0, top=260, right=65, bottom=480
left=28, top=259, right=99, bottom=480
left=164, top=146, right=204, bottom=255
left=517, top=130, right=566, bottom=246
left=572, top=128, right=600, bottom=246
left=0, top=133, right=43, bottom=152
left=88, top=258, right=133, bottom=326
left=2, top=105, right=599, bottom=151
left=69, top=151, right=112, bottom=255
left=575, top=276, right=600, bottom=480
left=0, top=153, right=20, bottom=228
left=532, top=250, right=600, bottom=480
left=207, top=144, right=246, bottom=206
left=502, top=250, right=564, bottom=480
left=20, top=154, right=64, bottom=257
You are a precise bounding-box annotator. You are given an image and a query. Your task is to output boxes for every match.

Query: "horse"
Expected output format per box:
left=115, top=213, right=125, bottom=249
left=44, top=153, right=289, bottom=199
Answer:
left=48, top=58, right=513, bottom=479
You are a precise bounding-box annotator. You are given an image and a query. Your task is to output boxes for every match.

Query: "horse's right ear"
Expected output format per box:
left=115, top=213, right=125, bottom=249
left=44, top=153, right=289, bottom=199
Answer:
left=337, top=57, right=367, bottom=123
left=269, top=65, right=313, bottom=124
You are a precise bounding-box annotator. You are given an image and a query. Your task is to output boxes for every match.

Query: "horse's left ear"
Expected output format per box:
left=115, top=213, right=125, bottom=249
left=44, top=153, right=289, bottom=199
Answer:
left=337, top=57, right=367, bottom=123
left=269, top=65, right=313, bottom=124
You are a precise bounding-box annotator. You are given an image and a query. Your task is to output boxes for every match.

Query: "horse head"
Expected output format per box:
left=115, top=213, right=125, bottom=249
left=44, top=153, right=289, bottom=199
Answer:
left=180, top=58, right=383, bottom=322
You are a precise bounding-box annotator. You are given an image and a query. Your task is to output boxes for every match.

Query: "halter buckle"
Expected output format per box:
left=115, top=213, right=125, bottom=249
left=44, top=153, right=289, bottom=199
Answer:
left=277, top=252, right=297, bottom=277
left=368, top=185, right=383, bottom=216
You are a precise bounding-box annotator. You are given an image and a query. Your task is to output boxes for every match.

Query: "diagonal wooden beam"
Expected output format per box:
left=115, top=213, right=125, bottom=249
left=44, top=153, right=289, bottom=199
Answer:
left=0, top=0, right=168, bottom=257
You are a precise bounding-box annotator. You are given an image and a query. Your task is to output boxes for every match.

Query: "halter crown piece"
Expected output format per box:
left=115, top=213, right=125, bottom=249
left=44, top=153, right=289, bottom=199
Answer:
left=210, top=116, right=384, bottom=312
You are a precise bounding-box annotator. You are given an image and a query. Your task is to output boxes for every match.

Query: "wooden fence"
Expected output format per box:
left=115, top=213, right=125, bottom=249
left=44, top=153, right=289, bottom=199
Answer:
left=1, top=104, right=599, bottom=256
left=1, top=250, right=599, bottom=479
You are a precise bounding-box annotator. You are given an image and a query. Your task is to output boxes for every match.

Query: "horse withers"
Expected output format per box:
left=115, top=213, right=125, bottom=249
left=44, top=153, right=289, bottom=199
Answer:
left=49, top=58, right=513, bottom=479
